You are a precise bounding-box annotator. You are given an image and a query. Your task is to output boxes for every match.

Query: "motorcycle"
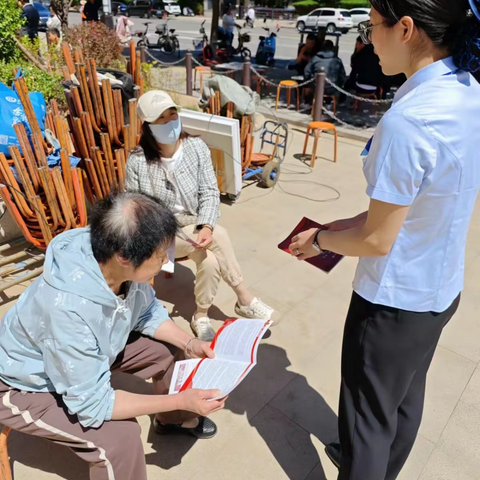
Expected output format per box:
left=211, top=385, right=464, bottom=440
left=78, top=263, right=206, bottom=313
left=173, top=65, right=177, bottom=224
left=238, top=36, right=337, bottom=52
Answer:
left=255, top=27, right=278, bottom=67
left=136, top=20, right=180, bottom=56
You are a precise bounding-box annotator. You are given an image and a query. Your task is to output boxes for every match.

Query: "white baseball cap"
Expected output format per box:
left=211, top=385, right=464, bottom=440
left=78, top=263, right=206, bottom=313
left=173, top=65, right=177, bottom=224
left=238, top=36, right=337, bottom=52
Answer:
left=137, top=90, right=178, bottom=123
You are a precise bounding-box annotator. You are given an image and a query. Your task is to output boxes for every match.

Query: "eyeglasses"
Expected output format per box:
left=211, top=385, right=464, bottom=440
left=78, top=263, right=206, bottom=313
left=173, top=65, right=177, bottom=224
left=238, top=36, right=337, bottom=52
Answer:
left=358, top=20, right=388, bottom=45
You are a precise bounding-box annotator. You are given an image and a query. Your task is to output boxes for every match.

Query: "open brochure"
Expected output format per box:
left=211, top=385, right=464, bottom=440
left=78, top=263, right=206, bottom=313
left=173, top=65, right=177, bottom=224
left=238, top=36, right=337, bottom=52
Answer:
left=278, top=217, right=344, bottom=273
left=169, top=318, right=272, bottom=399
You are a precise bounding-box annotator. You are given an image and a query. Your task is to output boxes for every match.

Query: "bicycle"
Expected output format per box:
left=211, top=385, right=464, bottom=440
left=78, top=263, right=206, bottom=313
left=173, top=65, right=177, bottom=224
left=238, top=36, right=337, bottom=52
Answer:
left=136, top=20, right=180, bottom=56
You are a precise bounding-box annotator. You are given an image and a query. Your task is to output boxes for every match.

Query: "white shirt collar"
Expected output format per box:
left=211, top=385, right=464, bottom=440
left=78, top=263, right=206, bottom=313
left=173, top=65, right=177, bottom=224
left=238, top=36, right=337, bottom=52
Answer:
left=393, top=57, right=458, bottom=104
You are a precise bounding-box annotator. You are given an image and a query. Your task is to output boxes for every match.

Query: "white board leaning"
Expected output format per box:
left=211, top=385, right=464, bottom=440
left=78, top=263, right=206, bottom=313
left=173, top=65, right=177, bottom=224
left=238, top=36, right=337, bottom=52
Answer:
left=179, top=110, right=242, bottom=199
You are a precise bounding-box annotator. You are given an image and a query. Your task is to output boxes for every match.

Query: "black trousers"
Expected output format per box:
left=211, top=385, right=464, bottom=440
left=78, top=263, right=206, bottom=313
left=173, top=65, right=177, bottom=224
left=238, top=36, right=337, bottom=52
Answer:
left=338, top=292, right=460, bottom=480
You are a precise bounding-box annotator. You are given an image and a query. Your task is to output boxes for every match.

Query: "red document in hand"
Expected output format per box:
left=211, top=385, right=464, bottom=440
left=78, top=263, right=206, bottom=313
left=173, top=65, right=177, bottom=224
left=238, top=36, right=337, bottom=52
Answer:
left=278, top=217, right=344, bottom=273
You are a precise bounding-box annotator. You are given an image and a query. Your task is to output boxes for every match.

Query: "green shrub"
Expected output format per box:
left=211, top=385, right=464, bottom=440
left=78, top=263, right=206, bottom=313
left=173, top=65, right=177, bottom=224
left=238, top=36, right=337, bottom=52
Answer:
left=64, top=22, right=125, bottom=69
left=0, top=0, right=24, bottom=62
left=0, top=61, right=65, bottom=107
left=339, top=0, right=370, bottom=7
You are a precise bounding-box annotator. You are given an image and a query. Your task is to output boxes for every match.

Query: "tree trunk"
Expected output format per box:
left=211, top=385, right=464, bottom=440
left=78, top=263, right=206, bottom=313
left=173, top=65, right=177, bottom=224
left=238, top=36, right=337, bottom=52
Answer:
left=51, top=0, right=72, bottom=32
left=210, top=0, right=220, bottom=55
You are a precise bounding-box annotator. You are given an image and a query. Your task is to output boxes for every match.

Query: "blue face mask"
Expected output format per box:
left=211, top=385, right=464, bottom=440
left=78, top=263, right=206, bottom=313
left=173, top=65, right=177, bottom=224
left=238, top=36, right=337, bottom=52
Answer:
left=150, top=118, right=182, bottom=144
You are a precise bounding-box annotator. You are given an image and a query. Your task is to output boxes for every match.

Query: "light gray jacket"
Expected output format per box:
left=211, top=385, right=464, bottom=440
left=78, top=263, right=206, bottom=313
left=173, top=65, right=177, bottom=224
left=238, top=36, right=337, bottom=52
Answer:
left=125, top=137, right=220, bottom=228
left=0, top=228, right=169, bottom=428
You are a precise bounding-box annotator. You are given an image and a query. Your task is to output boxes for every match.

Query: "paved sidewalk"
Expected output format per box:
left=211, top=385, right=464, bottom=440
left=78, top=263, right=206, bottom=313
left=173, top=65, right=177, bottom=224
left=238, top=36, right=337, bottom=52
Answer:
left=1, top=126, right=480, bottom=480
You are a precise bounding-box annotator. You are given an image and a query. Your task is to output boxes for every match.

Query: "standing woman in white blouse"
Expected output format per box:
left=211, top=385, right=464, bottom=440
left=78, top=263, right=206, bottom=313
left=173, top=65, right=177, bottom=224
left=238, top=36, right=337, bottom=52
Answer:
left=290, top=0, right=480, bottom=479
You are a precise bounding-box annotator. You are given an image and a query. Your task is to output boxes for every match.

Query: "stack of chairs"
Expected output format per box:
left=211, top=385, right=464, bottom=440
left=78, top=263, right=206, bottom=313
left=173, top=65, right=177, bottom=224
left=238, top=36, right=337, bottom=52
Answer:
left=0, top=77, right=87, bottom=250
left=59, top=42, right=143, bottom=202
left=0, top=42, right=146, bottom=250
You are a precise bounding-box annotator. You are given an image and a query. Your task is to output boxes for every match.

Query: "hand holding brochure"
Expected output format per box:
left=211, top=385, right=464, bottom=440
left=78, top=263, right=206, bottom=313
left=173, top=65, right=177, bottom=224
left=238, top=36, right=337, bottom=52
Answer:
left=278, top=217, right=344, bottom=273
left=169, top=318, right=272, bottom=399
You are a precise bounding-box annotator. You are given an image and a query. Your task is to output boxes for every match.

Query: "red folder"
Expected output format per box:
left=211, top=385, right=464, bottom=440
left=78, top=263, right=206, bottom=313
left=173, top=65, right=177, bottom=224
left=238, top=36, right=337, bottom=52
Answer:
left=278, top=217, right=344, bottom=273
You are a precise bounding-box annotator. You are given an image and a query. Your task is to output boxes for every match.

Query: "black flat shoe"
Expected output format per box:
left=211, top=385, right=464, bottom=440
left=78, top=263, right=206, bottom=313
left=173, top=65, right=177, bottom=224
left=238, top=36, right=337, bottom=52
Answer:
left=153, top=416, right=217, bottom=439
left=325, top=442, right=341, bottom=470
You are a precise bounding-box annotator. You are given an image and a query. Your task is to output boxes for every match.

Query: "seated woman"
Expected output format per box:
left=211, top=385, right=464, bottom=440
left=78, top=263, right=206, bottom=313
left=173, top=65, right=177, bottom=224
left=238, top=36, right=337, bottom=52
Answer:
left=126, top=90, right=274, bottom=342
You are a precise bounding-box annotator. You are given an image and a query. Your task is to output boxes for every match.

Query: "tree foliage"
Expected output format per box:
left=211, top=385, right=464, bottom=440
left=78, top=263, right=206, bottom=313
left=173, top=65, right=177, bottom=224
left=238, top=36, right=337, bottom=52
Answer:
left=0, top=61, right=65, bottom=106
left=0, top=0, right=24, bottom=62
left=65, top=22, right=125, bottom=69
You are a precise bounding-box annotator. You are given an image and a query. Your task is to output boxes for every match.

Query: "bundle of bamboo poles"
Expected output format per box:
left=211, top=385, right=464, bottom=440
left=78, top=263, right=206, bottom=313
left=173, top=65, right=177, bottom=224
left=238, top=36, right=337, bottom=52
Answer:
left=0, top=76, right=87, bottom=250
left=0, top=42, right=145, bottom=250
left=59, top=42, right=143, bottom=202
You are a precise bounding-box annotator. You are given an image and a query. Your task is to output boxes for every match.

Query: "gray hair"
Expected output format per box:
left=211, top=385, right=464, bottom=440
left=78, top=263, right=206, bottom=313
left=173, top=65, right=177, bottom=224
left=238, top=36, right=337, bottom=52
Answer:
left=89, top=191, right=178, bottom=267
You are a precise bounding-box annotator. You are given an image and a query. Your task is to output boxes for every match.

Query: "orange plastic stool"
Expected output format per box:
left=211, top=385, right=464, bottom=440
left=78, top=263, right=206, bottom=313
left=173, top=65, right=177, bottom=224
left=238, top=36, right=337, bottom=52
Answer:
left=251, top=76, right=271, bottom=97
left=194, top=66, right=212, bottom=92
left=0, top=426, right=12, bottom=480
left=354, top=88, right=383, bottom=116
left=311, top=94, right=337, bottom=114
left=275, top=80, right=300, bottom=111
left=302, top=121, right=338, bottom=167
left=324, top=95, right=337, bottom=113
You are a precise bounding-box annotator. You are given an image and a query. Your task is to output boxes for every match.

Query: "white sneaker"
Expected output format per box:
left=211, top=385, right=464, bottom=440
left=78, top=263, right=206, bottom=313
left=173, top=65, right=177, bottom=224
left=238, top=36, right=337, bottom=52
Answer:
left=234, top=298, right=274, bottom=320
left=191, top=316, right=216, bottom=342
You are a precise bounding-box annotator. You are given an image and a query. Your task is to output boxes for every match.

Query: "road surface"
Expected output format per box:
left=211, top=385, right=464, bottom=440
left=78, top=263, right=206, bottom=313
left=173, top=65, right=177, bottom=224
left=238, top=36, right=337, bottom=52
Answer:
left=69, top=13, right=358, bottom=72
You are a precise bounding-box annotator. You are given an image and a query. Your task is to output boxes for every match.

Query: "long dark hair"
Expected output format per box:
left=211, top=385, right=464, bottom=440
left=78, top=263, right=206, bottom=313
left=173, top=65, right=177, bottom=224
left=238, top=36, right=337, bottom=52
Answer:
left=370, top=0, right=480, bottom=72
left=138, top=122, right=192, bottom=164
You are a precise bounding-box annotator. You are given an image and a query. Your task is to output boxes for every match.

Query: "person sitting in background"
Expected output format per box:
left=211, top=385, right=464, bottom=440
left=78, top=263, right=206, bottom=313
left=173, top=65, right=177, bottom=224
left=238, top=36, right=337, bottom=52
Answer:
left=303, top=40, right=346, bottom=103
left=349, top=42, right=383, bottom=95
left=0, top=191, right=226, bottom=480
left=18, top=0, right=39, bottom=42
left=126, top=91, right=274, bottom=342
left=345, top=37, right=406, bottom=99
left=289, top=33, right=323, bottom=75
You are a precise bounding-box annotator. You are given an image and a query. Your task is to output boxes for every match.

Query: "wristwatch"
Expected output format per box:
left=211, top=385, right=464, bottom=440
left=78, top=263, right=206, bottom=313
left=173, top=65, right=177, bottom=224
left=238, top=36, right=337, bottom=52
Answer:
left=312, top=229, right=324, bottom=254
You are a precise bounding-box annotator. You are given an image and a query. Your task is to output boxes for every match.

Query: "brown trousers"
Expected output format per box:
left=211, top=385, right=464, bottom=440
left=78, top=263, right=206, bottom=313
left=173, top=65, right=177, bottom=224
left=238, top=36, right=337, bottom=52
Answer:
left=0, top=333, right=193, bottom=480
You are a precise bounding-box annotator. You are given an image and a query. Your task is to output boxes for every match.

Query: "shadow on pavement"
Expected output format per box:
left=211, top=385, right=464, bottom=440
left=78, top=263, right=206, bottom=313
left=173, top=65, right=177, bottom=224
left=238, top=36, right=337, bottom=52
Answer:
left=225, top=343, right=338, bottom=480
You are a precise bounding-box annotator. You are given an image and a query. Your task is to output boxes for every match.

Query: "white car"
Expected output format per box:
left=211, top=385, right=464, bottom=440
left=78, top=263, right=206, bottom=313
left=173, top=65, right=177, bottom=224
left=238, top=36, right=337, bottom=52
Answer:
left=349, top=7, right=371, bottom=27
left=296, top=8, right=354, bottom=34
left=163, top=0, right=181, bottom=16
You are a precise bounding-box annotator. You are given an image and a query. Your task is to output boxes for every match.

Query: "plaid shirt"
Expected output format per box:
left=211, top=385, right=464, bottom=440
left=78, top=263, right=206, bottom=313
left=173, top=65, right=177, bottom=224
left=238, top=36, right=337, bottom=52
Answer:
left=125, top=137, right=220, bottom=228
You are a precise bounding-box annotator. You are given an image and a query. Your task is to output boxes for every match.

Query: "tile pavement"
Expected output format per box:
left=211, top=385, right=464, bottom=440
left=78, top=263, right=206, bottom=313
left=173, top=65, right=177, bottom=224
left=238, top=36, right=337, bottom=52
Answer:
left=1, top=126, right=479, bottom=479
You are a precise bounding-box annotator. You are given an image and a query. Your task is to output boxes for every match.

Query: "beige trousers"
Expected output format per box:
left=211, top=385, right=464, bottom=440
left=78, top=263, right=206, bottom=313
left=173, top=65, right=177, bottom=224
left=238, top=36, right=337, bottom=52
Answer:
left=175, top=224, right=244, bottom=310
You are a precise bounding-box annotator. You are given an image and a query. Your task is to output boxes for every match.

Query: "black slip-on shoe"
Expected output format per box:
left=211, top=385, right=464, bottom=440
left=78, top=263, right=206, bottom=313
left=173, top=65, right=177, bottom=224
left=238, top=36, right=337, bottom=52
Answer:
left=153, top=416, right=217, bottom=439
left=325, top=442, right=341, bottom=470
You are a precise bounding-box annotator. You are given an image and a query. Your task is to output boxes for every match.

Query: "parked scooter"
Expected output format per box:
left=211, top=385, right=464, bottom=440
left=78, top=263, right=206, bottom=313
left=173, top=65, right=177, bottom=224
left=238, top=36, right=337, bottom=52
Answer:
left=193, top=19, right=209, bottom=51
left=136, top=20, right=180, bottom=56
left=255, top=27, right=279, bottom=67
left=227, top=24, right=252, bottom=58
